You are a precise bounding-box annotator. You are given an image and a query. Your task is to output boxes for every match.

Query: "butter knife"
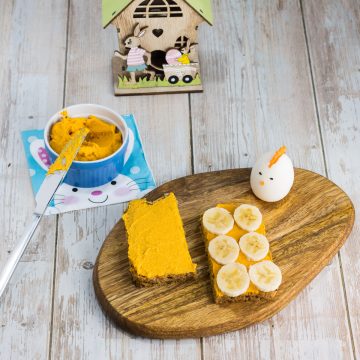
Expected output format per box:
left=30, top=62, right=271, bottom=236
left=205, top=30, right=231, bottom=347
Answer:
left=0, top=128, right=89, bottom=298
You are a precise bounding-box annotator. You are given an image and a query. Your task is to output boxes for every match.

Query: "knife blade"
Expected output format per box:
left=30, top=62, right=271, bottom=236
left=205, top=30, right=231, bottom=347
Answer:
left=0, top=127, right=89, bottom=298
left=35, top=127, right=89, bottom=214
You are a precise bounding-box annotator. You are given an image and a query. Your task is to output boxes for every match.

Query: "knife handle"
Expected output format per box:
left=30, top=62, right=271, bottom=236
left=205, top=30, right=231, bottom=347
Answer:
left=0, top=214, right=41, bottom=299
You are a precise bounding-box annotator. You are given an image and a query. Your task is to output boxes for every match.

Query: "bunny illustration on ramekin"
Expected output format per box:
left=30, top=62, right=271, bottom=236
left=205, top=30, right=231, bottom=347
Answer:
left=114, top=24, right=155, bottom=83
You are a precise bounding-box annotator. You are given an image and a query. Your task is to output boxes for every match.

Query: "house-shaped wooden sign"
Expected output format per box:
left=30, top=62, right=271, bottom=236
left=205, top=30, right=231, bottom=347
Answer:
left=102, top=0, right=213, bottom=95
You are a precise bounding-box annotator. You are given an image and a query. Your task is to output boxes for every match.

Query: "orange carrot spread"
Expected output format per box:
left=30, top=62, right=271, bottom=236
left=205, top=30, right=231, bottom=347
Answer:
left=47, top=127, right=89, bottom=175
left=49, top=111, right=122, bottom=161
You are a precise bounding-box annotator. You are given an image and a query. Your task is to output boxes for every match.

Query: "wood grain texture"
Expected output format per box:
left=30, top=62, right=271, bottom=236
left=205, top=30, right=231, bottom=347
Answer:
left=302, top=0, right=360, bottom=356
left=0, top=0, right=358, bottom=357
left=0, top=0, right=68, bottom=358
left=93, top=168, right=354, bottom=338
left=190, top=0, right=355, bottom=358
left=49, top=0, right=200, bottom=358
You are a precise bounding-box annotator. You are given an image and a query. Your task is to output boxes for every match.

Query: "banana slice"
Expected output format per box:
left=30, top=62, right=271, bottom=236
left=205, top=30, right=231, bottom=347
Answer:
left=216, top=263, right=250, bottom=297
left=202, top=207, right=234, bottom=235
left=249, top=260, right=282, bottom=292
left=239, top=232, right=269, bottom=261
left=233, top=204, right=262, bottom=231
left=208, top=235, right=240, bottom=265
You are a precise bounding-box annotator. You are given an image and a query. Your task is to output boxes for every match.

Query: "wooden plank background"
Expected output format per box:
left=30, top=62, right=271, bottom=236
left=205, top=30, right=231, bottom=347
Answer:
left=0, top=0, right=358, bottom=359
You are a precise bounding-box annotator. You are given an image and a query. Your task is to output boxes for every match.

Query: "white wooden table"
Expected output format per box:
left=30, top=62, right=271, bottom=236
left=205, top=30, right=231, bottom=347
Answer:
left=0, top=0, right=359, bottom=359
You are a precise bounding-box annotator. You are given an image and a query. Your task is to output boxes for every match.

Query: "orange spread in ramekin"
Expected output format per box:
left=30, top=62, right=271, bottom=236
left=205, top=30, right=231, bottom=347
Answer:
left=49, top=111, right=122, bottom=161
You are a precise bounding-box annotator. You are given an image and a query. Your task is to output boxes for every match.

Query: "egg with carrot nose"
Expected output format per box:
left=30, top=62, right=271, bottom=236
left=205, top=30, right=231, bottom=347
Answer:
left=250, top=146, right=294, bottom=202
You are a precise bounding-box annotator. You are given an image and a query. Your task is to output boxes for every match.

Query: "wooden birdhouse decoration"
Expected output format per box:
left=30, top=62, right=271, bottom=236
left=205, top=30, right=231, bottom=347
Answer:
left=102, top=0, right=213, bottom=95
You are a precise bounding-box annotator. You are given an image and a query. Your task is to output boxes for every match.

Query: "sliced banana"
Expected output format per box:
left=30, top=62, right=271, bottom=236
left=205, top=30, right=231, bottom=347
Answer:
left=208, top=235, right=240, bottom=265
left=249, top=260, right=282, bottom=292
left=234, top=204, right=262, bottom=231
left=216, top=263, right=250, bottom=297
left=203, top=207, right=234, bottom=235
left=239, top=232, right=269, bottom=261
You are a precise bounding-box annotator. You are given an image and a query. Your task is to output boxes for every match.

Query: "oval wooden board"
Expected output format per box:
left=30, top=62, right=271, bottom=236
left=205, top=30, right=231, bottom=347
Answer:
left=93, top=168, right=355, bottom=339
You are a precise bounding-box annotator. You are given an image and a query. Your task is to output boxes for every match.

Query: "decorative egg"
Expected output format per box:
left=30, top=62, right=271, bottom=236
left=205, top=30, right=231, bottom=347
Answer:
left=250, top=146, right=294, bottom=202
left=165, top=48, right=182, bottom=65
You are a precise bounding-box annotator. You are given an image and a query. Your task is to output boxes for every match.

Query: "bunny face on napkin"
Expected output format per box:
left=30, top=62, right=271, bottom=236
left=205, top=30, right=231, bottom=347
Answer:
left=22, top=115, right=155, bottom=214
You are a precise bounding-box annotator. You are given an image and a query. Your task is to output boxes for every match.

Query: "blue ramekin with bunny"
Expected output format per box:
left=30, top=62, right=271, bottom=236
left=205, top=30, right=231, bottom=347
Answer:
left=43, top=104, right=130, bottom=188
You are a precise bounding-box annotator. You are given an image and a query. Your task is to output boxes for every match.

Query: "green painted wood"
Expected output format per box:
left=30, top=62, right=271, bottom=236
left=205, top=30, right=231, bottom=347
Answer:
left=102, top=0, right=132, bottom=27
left=185, top=0, right=213, bottom=25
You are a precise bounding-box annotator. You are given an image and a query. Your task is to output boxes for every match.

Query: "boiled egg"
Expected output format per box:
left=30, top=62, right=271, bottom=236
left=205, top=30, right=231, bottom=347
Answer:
left=250, top=146, right=294, bottom=202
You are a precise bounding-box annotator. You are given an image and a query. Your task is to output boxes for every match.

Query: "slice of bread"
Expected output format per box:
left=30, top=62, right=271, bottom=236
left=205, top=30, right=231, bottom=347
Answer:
left=130, top=264, right=196, bottom=287
left=202, top=203, right=279, bottom=303
left=123, top=193, right=197, bottom=287
left=206, top=264, right=277, bottom=304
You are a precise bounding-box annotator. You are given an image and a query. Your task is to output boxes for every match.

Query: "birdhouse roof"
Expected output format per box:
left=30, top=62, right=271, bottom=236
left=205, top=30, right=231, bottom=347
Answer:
left=102, top=0, right=213, bottom=28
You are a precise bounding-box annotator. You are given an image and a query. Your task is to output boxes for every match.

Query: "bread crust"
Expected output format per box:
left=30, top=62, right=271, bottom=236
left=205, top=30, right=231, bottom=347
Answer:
left=130, top=264, right=197, bottom=287
left=124, top=193, right=197, bottom=287
left=209, top=272, right=277, bottom=304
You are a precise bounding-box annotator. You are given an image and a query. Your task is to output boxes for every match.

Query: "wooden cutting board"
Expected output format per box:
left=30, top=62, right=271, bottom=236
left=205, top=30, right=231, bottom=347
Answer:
left=93, top=168, right=354, bottom=338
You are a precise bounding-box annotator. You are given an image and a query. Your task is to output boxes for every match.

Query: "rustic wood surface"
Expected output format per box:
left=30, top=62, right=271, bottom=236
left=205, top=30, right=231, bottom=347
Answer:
left=94, top=168, right=355, bottom=338
left=0, top=0, right=359, bottom=358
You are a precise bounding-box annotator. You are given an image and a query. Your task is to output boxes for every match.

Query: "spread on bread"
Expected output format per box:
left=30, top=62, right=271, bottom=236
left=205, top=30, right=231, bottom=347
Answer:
left=123, top=192, right=197, bottom=286
left=202, top=203, right=282, bottom=303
